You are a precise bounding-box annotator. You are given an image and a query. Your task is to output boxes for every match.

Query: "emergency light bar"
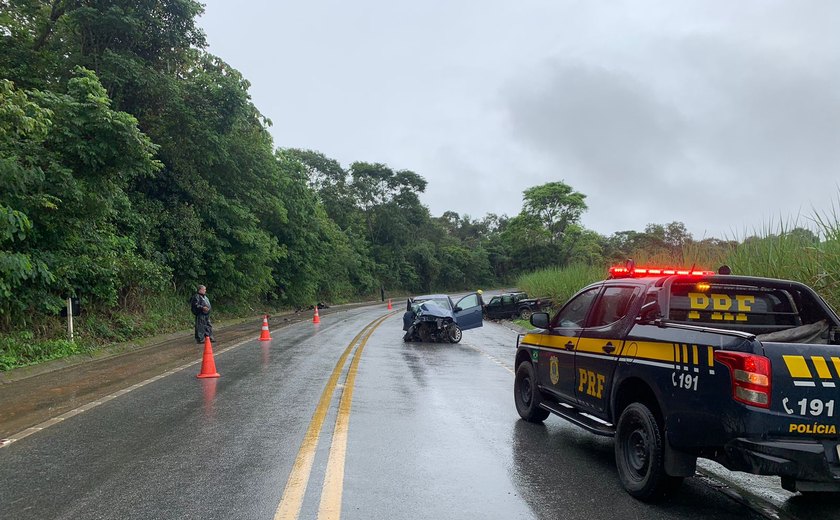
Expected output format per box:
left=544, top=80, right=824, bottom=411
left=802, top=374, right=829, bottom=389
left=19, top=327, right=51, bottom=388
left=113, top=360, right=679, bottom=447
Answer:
left=609, top=265, right=716, bottom=278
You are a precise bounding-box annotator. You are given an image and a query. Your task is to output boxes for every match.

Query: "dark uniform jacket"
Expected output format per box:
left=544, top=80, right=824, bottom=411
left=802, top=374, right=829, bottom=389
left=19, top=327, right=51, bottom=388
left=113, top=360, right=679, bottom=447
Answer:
left=190, top=293, right=213, bottom=343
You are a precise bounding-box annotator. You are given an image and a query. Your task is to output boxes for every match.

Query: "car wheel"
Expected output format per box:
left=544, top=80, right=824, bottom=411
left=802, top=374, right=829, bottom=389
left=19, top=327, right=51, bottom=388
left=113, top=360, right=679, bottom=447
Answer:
left=518, top=308, right=533, bottom=320
left=448, top=324, right=462, bottom=343
left=615, top=403, right=683, bottom=501
left=418, top=323, right=433, bottom=342
left=514, top=362, right=550, bottom=422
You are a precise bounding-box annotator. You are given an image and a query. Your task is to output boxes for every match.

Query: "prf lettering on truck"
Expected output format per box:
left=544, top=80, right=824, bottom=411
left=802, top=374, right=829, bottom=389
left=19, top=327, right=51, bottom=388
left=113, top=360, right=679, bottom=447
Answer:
left=687, top=292, right=755, bottom=321
left=578, top=369, right=605, bottom=399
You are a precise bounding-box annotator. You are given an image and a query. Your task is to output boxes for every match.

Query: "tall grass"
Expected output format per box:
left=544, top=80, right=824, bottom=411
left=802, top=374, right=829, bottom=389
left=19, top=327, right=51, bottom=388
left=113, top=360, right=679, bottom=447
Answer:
left=724, top=216, right=821, bottom=281
left=517, top=264, right=603, bottom=305
left=811, top=196, right=840, bottom=308
left=724, top=201, right=840, bottom=311
left=620, top=241, right=730, bottom=273
left=517, top=189, right=840, bottom=313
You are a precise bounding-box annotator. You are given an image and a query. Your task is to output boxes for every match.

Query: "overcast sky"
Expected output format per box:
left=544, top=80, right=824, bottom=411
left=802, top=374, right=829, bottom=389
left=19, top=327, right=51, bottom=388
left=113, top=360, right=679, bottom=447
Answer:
left=197, top=0, right=840, bottom=240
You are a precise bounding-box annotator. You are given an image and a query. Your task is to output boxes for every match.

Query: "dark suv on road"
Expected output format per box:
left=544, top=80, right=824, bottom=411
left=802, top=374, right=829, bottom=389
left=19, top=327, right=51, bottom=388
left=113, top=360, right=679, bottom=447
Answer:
left=483, top=292, right=548, bottom=320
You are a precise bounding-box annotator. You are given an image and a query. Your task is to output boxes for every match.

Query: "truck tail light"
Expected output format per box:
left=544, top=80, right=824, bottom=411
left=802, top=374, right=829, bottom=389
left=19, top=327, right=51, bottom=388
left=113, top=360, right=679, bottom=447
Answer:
left=714, top=351, right=772, bottom=408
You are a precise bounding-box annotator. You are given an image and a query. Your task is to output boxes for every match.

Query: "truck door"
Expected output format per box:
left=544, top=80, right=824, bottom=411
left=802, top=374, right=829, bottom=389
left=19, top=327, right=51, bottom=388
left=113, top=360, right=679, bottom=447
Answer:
left=453, top=293, right=484, bottom=331
left=574, top=286, right=640, bottom=413
left=484, top=296, right=502, bottom=319
left=538, top=286, right=601, bottom=403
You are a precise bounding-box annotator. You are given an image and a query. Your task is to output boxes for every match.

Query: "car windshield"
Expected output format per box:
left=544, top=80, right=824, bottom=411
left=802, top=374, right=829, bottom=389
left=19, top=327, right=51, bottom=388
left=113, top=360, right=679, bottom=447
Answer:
left=414, top=296, right=451, bottom=310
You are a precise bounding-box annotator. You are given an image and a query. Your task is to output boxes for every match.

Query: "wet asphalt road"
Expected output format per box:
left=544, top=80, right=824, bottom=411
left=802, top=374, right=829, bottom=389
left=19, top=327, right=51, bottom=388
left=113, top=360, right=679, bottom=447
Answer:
left=1, top=304, right=838, bottom=519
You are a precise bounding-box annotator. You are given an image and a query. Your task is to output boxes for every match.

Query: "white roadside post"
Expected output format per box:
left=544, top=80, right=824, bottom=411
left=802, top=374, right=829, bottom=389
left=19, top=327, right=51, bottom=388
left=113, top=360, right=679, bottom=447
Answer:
left=67, top=297, right=74, bottom=342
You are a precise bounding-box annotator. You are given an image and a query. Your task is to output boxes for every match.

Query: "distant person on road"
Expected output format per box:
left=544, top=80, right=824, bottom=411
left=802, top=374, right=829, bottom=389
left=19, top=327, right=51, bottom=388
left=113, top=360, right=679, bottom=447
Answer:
left=190, top=285, right=214, bottom=344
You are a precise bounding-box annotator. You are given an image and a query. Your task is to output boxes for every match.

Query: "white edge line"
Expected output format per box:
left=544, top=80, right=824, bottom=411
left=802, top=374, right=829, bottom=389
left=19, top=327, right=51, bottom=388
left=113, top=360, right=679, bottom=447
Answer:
left=0, top=335, right=256, bottom=449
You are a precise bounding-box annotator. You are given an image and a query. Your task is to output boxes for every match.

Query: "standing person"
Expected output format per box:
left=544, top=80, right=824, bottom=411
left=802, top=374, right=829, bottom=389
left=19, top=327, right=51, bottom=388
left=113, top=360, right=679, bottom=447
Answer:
left=190, top=285, right=214, bottom=344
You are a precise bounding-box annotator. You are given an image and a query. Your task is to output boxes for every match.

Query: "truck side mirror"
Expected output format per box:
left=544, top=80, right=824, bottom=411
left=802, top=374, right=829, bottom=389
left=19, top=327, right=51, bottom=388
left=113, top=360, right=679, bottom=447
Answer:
left=530, top=312, right=550, bottom=329
left=636, top=300, right=660, bottom=324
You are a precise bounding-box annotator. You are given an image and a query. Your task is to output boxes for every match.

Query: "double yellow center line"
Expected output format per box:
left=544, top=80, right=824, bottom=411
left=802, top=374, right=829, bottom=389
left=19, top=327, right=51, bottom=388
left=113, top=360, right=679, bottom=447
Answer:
left=274, top=313, right=392, bottom=520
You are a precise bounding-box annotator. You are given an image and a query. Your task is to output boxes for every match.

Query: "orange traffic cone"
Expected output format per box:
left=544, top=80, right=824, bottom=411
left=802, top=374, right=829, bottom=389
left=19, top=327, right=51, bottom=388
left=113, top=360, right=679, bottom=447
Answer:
left=313, top=305, right=321, bottom=324
left=259, top=315, right=272, bottom=341
left=387, top=298, right=392, bottom=310
left=197, top=336, right=220, bottom=378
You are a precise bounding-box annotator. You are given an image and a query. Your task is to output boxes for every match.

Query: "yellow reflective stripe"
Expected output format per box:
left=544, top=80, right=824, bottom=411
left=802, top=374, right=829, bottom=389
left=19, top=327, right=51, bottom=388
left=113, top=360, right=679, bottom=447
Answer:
left=833, top=358, right=840, bottom=378
left=811, top=356, right=832, bottom=379
left=522, top=333, right=576, bottom=350
left=783, top=355, right=813, bottom=379
left=525, top=336, right=714, bottom=367
left=576, top=337, right=609, bottom=353
left=634, top=341, right=677, bottom=363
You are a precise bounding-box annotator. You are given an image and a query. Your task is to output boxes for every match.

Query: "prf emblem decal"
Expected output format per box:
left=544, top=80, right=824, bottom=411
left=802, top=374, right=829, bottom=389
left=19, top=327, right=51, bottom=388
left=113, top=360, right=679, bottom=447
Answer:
left=531, top=350, right=538, bottom=362
left=688, top=292, right=754, bottom=321
left=550, top=356, right=560, bottom=385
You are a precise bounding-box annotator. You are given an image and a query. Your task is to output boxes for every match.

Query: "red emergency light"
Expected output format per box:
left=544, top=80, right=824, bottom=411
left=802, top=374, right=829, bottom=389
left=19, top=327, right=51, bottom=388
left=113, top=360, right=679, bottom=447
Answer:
left=609, top=265, right=716, bottom=278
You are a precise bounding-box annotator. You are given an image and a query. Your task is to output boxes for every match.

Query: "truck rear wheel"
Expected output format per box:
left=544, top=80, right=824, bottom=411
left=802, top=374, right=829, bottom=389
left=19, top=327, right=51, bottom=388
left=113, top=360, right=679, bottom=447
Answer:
left=615, top=403, right=682, bottom=501
left=518, top=307, right=533, bottom=320
left=514, top=362, right=550, bottom=422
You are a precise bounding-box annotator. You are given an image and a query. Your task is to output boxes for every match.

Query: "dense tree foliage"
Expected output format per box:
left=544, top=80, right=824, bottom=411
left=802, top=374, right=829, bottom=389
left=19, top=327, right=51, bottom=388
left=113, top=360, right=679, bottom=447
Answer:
left=5, top=1, right=825, bottom=344
left=0, top=70, right=163, bottom=324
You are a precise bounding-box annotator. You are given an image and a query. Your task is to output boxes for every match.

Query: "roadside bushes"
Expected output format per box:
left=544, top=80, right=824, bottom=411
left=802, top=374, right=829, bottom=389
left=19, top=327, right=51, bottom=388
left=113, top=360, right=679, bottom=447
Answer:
left=0, top=332, right=84, bottom=371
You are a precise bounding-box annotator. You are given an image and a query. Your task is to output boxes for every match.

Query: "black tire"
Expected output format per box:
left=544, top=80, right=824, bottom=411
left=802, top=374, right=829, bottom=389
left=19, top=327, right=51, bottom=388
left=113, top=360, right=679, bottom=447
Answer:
left=448, top=324, right=462, bottom=343
left=518, top=307, right=533, bottom=320
left=615, top=403, right=683, bottom=501
left=514, top=362, right=550, bottom=422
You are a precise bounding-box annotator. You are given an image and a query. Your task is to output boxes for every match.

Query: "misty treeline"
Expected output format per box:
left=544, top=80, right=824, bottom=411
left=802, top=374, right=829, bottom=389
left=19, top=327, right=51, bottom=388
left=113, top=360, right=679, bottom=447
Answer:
left=1, top=1, right=830, bottom=337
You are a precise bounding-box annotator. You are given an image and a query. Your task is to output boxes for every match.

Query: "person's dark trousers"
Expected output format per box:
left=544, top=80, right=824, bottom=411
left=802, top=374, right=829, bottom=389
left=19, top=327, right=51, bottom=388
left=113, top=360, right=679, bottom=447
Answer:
left=195, top=314, right=214, bottom=343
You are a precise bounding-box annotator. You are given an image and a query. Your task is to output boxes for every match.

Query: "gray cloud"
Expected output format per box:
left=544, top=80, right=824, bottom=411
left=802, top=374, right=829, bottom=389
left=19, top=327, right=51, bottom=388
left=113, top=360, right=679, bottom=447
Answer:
left=501, top=31, right=840, bottom=238
left=504, top=62, right=686, bottom=186
left=199, top=0, right=840, bottom=240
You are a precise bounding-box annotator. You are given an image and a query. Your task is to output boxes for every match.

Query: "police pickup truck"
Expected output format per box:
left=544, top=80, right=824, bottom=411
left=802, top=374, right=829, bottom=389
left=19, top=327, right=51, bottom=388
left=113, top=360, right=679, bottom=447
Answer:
left=514, top=264, right=840, bottom=501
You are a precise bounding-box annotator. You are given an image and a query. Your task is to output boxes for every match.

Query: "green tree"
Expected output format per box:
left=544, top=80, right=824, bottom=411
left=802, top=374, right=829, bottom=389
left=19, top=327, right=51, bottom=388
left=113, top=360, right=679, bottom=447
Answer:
left=285, top=148, right=359, bottom=232
left=0, top=78, right=54, bottom=316
left=522, top=181, right=588, bottom=243
left=0, top=69, right=163, bottom=321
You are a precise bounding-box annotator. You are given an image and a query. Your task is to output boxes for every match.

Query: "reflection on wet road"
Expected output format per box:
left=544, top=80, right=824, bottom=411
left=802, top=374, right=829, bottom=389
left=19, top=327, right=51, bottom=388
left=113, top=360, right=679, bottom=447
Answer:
left=0, top=305, right=837, bottom=519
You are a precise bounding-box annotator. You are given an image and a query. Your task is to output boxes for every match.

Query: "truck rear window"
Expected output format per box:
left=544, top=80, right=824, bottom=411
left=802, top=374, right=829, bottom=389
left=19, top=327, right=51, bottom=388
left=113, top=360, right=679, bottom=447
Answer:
left=668, top=281, right=800, bottom=330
